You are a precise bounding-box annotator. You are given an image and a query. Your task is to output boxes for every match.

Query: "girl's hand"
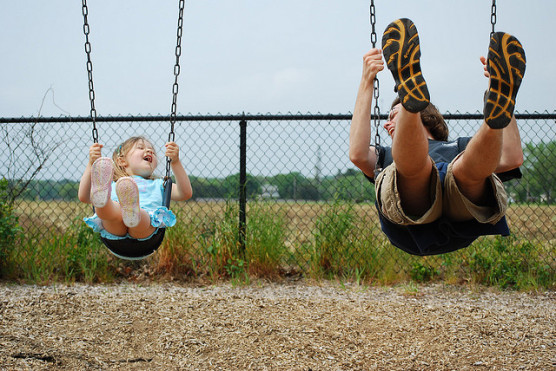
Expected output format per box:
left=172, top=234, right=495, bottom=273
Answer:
left=165, top=141, right=180, bottom=162
left=89, top=143, right=103, bottom=165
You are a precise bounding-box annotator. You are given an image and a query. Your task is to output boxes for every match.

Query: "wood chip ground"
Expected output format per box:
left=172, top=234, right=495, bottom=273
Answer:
left=0, top=282, right=554, bottom=370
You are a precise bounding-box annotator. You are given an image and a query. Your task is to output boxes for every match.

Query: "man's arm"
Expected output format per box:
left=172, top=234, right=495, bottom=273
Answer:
left=349, top=49, right=383, bottom=179
left=496, top=115, right=524, bottom=173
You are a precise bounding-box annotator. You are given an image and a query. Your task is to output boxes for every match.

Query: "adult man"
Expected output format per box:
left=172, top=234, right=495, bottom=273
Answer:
left=349, top=18, right=526, bottom=255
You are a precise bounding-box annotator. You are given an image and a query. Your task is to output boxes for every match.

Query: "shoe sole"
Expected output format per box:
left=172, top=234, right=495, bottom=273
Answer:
left=484, top=32, right=526, bottom=129
left=90, top=157, right=114, bottom=208
left=116, top=177, right=141, bottom=228
left=382, top=18, right=430, bottom=113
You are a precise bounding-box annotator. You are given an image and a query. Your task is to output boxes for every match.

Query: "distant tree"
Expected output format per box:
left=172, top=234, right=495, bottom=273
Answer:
left=58, top=182, right=79, bottom=200
left=189, top=176, right=225, bottom=199
left=320, top=169, right=375, bottom=202
left=222, top=173, right=261, bottom=199
left=271, top=172, right=319, bottom=200
left=521, top=141, right=556, bottom=204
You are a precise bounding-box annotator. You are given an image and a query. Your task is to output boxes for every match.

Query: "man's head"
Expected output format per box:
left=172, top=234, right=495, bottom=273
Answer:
left=387, top=97, right=449, bottom=141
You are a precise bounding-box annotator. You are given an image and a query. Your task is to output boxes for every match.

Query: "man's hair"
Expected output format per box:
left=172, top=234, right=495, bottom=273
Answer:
left=391, top=97, right=449, bottom=141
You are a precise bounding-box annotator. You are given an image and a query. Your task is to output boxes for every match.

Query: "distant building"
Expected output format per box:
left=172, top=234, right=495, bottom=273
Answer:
left=260, top=184, right=280, bottom=199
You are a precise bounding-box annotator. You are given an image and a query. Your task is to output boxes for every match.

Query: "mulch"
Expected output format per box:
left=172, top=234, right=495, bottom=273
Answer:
left=0, top=281, right=554, bottom=370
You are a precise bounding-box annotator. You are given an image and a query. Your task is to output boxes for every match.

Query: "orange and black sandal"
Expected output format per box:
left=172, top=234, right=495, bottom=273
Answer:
left=382, top=18, right=430, bottom=113
left=484, top=32, right=526, bottom=129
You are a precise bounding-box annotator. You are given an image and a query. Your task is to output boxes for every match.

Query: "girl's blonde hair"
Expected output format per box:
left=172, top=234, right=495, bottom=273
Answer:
left=112, top=136, right=158, bottom=181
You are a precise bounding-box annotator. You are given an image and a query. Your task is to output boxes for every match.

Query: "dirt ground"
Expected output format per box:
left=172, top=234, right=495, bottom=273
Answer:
left=0, top=281, right=554, bottom=370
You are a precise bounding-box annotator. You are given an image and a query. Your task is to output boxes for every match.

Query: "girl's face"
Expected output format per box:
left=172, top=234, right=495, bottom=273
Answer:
left=122, top=139, right=158, bottom=178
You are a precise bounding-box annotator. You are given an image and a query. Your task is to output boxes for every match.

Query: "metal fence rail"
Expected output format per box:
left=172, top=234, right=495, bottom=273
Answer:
left=1, top=111, right=555, bottom=277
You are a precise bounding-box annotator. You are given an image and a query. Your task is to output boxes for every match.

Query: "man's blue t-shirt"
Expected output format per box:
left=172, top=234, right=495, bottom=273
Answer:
left=367, top=138, right=521, bottom=256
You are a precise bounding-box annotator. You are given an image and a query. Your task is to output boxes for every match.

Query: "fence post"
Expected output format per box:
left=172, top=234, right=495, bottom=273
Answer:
left=239, top=117, right=247, bottom=257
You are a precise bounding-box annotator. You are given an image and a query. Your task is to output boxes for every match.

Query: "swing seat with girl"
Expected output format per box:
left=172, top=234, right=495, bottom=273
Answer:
left=79, top=138, right=192, bottom=260
left=79, top=0, right=191, bottom=259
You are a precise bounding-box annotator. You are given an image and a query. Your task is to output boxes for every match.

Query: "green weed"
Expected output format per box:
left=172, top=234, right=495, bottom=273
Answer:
left=3, top=199, right=554, bottom=290
left=156, top=207, right=201, bottom=278
left=310, top=200, right=386, bottom=282
left=0, top=179, right=22, bottom=276
left=7, top=220, right=114, bottom=283
left=463, top=235, right=555, bottom=290
left=410, top=260, right=439, bottom=282
left=245, top=202, right=288, bottom=277
left=203, top=202, right=243, bottom=278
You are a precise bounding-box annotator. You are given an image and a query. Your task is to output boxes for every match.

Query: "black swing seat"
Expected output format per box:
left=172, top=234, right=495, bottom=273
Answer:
left=99, top=178, right=173, bottom=260
left=101, top=228, right=166, bottom=260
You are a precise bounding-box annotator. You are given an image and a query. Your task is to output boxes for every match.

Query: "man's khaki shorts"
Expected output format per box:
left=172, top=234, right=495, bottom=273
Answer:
left=375, top=154, right=508, bottom=226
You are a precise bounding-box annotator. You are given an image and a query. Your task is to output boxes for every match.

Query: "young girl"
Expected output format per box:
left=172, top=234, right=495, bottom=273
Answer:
left=78, top=136, right=193, bottom=241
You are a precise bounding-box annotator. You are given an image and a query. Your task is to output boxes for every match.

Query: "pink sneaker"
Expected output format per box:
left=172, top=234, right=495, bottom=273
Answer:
left=116, top=177, right=141, bottom=228
left=90, top=157, right=114, bottom=208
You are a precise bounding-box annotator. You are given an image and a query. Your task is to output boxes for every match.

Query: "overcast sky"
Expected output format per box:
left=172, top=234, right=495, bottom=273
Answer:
left=0, top=0, right=553, bottom=119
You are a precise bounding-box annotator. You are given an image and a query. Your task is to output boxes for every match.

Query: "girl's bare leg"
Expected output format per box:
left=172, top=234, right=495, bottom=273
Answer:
left=95, top=201, right=127, bottom=236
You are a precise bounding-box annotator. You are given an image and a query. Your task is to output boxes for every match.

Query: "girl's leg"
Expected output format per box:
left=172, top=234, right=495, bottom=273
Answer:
left=95, top=201, right=128, bottom=236
left=127, top=210, right=157, bottom=239
left=96, top=199, right=155, bottom=238
left=116, top=177, right=156, bottom=239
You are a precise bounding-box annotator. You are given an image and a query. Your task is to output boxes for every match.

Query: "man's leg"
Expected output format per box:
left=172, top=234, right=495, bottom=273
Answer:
left=451, top=125, right=502, bottom=205
left=452, top=32, right=526, bottom=205
left=382, top=18, right=433, bottom=216
left=393, top=109, right=434, bottom=215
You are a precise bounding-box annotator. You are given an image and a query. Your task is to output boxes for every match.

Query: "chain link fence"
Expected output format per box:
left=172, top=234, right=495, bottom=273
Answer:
left=1, top=111, right=555, bottom=280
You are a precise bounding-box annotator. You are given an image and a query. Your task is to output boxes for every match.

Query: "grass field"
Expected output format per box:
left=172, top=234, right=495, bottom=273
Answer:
left=5, top=199, right=556, bottom=289
left=14, top=200, right=556, bottom=240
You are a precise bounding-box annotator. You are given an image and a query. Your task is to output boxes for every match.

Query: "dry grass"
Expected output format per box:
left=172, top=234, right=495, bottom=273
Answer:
left=506, top=205, right=556, bottom=241
left=14, top=200, right=555, bottom=243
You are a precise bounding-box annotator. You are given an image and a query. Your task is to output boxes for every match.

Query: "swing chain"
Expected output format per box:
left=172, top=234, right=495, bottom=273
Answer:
left=81, top=0, right=98, bottom=144
left=166, top=0, right=185, bottom=180
left=369, top=0, right=382, bottom=176
left=490, top=0, right=497, bottom=38
left=369, top=2, right=377, bottom=47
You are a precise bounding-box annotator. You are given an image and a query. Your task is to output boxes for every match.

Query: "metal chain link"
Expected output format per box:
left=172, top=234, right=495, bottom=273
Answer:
left=81, top=0, right=98, bottom=144
left=369, top=1, right=382, bottom=176
left=490, top=0, right=497, bottom=38
left=166, top=0, right=185, bottom=180
left=369, top=2, right=377, bottom=47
